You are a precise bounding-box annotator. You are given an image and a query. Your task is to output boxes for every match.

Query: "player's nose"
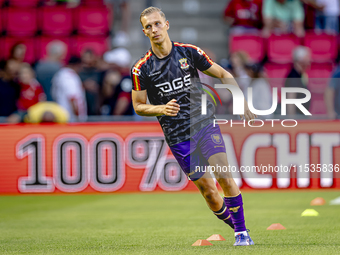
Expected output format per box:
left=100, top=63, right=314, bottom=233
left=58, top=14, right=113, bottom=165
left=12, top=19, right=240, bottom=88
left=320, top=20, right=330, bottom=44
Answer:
left=152, top=26, right=158, bottom=33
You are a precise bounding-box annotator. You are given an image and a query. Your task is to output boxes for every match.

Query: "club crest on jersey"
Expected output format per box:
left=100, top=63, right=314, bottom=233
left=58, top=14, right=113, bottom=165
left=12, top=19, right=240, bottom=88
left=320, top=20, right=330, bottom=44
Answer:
left=179, top=58, right=189, bottom=69
left=211, top=134, right=222, bottom=145
left=132, top=67, right=141, bottom=76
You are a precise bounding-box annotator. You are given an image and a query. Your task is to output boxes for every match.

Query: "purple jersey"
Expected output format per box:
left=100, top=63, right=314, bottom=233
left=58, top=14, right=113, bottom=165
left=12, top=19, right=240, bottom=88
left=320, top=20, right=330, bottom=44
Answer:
left=131, top=42, right=215, bottom=146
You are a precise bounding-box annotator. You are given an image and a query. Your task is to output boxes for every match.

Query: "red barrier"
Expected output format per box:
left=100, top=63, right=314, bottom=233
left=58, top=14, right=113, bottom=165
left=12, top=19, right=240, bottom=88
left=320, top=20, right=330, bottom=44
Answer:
left=0, top=120, right=339, bottom=194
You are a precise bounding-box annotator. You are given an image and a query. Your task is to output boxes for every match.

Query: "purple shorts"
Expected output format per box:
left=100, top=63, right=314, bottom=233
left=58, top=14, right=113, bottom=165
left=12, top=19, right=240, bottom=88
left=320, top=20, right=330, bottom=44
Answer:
left=169, top=123, right=226, bottom=181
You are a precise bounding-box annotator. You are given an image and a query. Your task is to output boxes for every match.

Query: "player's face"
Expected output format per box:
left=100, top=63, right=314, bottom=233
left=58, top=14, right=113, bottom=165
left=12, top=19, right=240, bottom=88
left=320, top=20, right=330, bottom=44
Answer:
left=141, top=12, right=169, bottom=44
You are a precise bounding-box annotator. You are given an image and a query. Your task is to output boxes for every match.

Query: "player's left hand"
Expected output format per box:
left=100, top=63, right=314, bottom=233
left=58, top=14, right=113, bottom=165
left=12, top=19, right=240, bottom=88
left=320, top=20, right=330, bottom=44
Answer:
left=164, top=99, right=180, bottom=116
left=240, top=101, right=257, bottom=124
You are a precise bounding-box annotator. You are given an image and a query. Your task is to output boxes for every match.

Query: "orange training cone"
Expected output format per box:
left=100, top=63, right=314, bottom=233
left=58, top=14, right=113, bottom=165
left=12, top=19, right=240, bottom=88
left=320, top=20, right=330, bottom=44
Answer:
left=267, top=223, right=286, bottom=230
left=206, top=234, right=226, bottom=241
left=310, top=197, right=326, bottom=206
left=192, top=239, right=213, bottom=246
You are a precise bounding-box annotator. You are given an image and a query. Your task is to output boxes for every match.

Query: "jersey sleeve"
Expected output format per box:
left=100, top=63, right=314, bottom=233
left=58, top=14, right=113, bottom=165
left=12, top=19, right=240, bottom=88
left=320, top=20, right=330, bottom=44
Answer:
left=131, top=63, right=148, bottom=91
left=190, top=46, right=214, bottom=72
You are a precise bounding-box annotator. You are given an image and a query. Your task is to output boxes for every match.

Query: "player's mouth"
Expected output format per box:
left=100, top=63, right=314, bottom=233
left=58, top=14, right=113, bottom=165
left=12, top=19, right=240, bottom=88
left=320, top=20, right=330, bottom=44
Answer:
left=153, top=35, right=160, bottom=39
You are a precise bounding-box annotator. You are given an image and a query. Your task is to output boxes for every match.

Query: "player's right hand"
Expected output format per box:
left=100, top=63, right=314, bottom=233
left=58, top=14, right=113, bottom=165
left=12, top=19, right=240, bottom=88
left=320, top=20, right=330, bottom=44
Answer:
left=240, top=100, right=257, bottom=124
left=163, top=99, right=180, bottom=116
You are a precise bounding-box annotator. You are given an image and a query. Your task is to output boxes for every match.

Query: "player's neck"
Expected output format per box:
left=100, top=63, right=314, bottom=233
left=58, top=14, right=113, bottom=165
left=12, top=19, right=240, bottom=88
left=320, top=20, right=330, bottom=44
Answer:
left=151, top=37, right=172, bottom=59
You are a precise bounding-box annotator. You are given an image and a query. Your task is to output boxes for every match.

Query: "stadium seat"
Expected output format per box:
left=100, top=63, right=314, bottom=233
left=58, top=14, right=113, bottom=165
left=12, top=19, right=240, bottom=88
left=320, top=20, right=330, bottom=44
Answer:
left=8, top=0, right=40, bottom=7
left=307, top=63, right=333, bottom=78
left=4, top=8, right=37, bottom=36
left=36, top=36, right=71, bottom=63
left=40, top=6, right=73, bottom=36
left=307, top=63, right=333, bottom=93
left=229, top=34, right=264, bottom=62
left=264, top=63, right=292, bottom=102
left=82, top=0, right=105, bottom=6
left=309, top=93, right=327, bottom=115
left=72, top=36, right=109, bottom=57
left=303, top=32, right=337, bottom=63
left=0, top=38, right=3, bottom=61
left=0, top=9, right=2, bottom=34
left=264, top=63, right=292, bottom=79
left=3, top=37, right=35, bottom=63
left=76, top=6, right=110, bottom=36
left=264, top=63, right=292, bottom=86
left=267, top=34, right=301, bottom=63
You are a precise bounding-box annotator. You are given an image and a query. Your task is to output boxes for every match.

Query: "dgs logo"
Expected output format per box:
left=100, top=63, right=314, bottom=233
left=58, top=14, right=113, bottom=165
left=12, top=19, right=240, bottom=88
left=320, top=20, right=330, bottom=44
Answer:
left=155, top=74, right=191, bottom=93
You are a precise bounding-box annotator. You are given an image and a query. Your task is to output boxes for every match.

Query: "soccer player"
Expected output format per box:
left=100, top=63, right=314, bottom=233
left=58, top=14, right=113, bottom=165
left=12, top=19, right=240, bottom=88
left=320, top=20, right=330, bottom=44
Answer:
left=131, top=7, right=256, bottom=246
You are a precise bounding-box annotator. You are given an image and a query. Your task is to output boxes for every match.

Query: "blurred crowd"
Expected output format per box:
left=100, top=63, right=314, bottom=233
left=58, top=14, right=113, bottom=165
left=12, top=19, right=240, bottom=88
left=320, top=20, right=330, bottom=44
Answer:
left=217, top=47, right=307, bottom=117
left=0, top=0, right=135, bottom=123
left=0, top=0, right=339, bottom=124
left=223, top=0, right=340, bottom=36
left=218, top=46, right=340, bottom=119
left=0, top=40, right=134, bottom=123
left=221, top=0, right=340, bottom=119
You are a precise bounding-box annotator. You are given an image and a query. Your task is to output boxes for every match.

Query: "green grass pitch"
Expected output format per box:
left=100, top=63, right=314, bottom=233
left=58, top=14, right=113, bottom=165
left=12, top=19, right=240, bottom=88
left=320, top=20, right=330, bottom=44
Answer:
left=0, top=190, right=340, bottom=255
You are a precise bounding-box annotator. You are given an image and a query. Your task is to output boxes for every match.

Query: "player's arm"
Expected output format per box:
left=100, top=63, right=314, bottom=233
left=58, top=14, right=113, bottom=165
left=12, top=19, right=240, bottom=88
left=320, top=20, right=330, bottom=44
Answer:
left=202, top=62, right=256, bottom=121
left=132, top=90, right=180, bottom=117
left=202, top=62, right=240, bottom=87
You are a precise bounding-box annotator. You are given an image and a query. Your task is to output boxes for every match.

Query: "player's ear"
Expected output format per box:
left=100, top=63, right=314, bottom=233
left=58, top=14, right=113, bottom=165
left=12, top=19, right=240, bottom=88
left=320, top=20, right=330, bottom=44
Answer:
left=166, top=20, right=169, bottom=30
left=142, top=28, right=147, bottom=36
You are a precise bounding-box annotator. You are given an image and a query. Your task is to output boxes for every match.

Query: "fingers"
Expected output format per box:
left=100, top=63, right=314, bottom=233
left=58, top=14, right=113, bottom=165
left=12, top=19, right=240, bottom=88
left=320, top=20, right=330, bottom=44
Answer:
left=165, top=99, right=180, bottom=116
left=245, top=110, right=255, bottom=123
left=168, top=99, right=180, bottom=108
left=240, top=111, right=257, bottom=123
left=242, top=101, right=257, bottom=123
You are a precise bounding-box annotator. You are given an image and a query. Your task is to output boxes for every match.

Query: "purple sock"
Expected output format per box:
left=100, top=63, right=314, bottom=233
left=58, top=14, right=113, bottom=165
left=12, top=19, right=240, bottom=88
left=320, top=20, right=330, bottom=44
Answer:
left=212, top=202, right=234, bottom=229
left=224, top=193, right=246, bottom=232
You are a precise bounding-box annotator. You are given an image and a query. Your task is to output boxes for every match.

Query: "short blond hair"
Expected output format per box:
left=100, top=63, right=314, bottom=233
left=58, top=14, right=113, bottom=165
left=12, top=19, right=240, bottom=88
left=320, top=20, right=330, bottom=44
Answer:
left=140, top=6, right=166, bottom=26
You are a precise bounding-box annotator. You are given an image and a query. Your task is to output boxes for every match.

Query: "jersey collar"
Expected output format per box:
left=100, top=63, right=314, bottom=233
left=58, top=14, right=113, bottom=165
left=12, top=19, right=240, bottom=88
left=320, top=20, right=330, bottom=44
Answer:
left=150, top=41, right=175, bottom=61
